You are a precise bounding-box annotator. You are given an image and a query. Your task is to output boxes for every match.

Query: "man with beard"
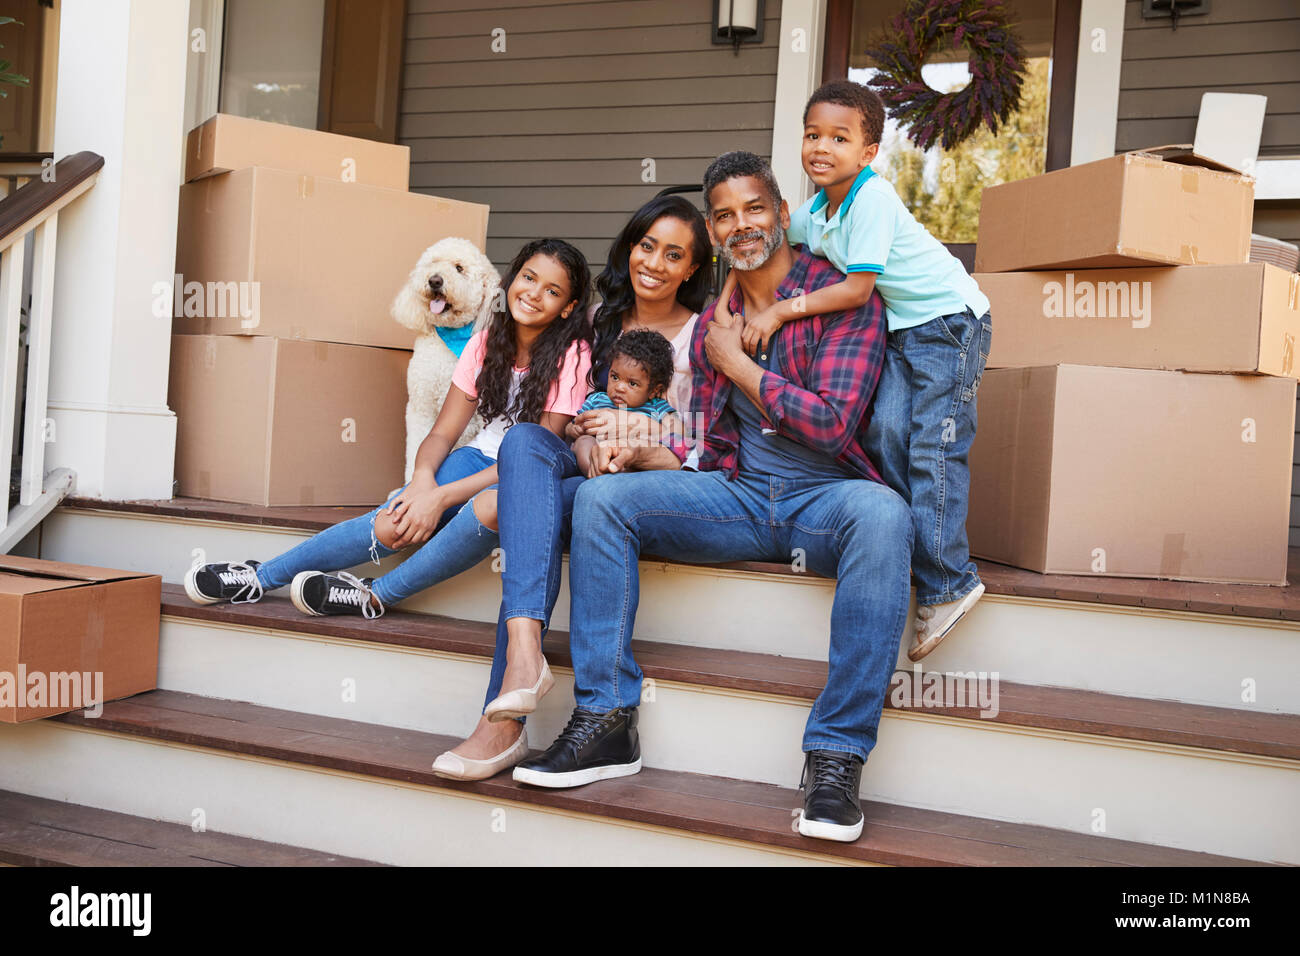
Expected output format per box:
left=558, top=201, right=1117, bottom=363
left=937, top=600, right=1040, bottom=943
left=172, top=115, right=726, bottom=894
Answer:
left=513, top=151, right=912, bottom=843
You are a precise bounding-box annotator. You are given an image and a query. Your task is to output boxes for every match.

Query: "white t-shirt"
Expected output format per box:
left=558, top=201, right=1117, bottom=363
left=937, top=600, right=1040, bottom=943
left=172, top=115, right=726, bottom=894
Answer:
left=450, top=330, right=592, bottom=459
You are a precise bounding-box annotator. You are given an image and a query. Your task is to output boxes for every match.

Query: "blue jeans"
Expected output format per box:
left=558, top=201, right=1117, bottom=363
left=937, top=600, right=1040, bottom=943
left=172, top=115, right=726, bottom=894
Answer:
left=865, top=308, right=991, bottom=606
left=483, top=424, right=586, bottom=712
left=255, top=446, right=500, bottom=606
left=568, top=468, right=913, bottom=761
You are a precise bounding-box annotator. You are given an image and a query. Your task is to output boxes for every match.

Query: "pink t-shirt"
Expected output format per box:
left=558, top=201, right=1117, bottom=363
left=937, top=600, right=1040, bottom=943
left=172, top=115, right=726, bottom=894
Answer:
left=451, top=329, right=592, bottom=459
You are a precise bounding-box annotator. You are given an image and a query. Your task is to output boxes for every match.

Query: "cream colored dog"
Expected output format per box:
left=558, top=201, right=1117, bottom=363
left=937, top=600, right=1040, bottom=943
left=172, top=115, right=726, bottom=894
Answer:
left=391, top=237, right=500, bottom=481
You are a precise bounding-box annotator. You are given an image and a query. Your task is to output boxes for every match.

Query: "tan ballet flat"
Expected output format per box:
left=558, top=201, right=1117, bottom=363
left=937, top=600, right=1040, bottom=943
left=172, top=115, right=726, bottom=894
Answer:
left=431, top=726, right=528, bottom=781
left=483, top=658, right=554, bottom=722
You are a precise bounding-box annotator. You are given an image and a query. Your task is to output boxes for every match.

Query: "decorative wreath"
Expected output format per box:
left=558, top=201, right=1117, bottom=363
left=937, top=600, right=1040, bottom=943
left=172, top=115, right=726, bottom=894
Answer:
left=864, top=0, right=1027, bottom=152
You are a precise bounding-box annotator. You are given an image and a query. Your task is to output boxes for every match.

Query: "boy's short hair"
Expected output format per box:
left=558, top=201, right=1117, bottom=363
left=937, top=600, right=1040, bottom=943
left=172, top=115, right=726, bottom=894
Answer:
left=804, top=80, right=886, bottom=147
left=702, top=150, right=783, bottom=217
left=610, top=329, right=675, bottom=395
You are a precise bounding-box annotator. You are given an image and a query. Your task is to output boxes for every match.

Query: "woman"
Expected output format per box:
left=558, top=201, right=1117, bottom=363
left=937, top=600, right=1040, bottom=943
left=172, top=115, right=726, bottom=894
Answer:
left=431, top=195, right=713, bottom=779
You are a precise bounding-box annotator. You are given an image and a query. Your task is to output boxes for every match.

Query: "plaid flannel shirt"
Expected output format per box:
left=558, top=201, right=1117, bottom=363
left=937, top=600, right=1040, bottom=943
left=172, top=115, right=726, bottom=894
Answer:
left=664, top=244, right=886, bottom=484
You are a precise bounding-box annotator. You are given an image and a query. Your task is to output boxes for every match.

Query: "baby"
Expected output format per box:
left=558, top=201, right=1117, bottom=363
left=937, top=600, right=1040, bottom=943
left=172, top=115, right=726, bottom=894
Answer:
left=566, top=328, right=679, bottom=446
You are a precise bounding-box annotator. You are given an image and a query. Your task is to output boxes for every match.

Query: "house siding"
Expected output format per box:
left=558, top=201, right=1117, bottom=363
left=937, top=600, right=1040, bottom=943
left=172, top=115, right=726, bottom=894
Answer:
left=1116, top=0, right=1300, bottom=156
left=398, top=0, right=783, bottom=274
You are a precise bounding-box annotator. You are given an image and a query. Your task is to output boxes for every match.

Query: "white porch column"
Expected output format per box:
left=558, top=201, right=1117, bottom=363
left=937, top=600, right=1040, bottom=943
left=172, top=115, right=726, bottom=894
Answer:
left=770, top=0, right=827, bottom=208
left=1070, top=0, right=1127, bottom=166
left=46, top=0, right=188, bottom=500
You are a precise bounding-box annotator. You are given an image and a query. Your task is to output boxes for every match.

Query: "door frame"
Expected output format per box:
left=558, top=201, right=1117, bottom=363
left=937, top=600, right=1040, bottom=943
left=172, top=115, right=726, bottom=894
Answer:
left=820, top=0, right=1083, bottom=268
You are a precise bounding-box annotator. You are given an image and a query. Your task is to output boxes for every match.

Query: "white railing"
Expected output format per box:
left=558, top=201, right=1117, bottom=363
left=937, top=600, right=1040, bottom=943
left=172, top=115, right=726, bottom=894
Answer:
left=0, top=152, right=103, bottom=552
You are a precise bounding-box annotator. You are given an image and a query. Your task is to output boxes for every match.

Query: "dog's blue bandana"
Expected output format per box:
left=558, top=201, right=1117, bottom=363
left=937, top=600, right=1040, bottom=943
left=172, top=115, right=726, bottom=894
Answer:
left=435, top=323, right=476, bottom=358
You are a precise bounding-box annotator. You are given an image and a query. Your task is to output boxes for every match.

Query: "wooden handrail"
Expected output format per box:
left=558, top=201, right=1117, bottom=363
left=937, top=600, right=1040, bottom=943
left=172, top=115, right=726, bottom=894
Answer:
left=0, top=151, right=104, bottom=251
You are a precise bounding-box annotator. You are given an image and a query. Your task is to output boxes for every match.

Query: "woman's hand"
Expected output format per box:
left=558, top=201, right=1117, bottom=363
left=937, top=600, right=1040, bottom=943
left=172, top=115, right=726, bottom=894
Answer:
left=571, top=408, right=655, bottom=445
left=571, top=408, right=618, bottom=441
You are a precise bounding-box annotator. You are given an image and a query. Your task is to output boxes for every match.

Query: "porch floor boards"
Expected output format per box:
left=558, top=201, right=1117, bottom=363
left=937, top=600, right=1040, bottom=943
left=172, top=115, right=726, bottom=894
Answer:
left=61, top=496, right=1300, bottom=624
left=51, top=690, right=1266, bottom=867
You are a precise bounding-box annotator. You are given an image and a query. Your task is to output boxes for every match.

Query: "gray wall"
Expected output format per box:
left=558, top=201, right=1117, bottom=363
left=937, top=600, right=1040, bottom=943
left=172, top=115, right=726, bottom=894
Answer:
left=1116, top=0, right=1300, bottom=157
left=399, top=0, right=783, bottom=275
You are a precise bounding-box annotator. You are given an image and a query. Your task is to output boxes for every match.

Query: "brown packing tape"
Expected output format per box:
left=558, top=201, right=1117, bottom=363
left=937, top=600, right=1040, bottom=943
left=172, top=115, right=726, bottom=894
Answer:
left=1159, top=532, right=1188, bottom=578
left=298, top=174, right=315, bottom=199
left=1179, top=244, right=1199, bottom=264
left=202, top=338, right=218, bottom=370
left=1181, top=168, right=1200, bottom=194
left=198, top=471, right=210, bottom=498
left=1282, top=332, right=1295, bottom=377
left=299, top=486, right=315, bottom=505
left=1289, top=273, right=1300, bottom=311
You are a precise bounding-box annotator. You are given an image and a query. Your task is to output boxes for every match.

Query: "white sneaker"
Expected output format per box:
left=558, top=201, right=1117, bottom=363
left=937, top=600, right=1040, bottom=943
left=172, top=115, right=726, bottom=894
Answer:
left=908, top=582, right=985, bottom=662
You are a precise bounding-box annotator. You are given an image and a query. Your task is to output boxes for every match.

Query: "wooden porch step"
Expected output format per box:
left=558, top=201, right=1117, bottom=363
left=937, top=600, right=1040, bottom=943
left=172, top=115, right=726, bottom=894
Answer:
left=0, top=789, right=384, bottom=867
left=160, top=585, right=1300, bottom=760
left=50, top=690, right=1262, bottom=867
left=66, top=495, right=1300, bottom=623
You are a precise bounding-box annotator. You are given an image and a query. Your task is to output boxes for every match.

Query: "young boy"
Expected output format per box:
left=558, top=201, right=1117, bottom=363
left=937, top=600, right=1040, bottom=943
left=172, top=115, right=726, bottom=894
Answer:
left=718, top=79, right=992, bottom=661
left=566, top=328, right=679, bottom=444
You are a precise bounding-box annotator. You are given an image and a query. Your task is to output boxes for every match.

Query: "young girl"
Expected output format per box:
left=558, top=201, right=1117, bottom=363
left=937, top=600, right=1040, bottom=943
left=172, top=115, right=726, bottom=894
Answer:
left=184, top=238, right=594, bottom=628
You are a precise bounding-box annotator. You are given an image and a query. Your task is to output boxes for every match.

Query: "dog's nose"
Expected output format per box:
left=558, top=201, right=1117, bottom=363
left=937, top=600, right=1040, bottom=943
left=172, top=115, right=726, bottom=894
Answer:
left=428, top=275, right=444, bottom=293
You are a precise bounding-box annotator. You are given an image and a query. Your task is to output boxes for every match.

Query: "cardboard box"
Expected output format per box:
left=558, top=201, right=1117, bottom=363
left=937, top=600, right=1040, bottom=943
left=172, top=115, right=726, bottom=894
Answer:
left=174, top=166, right=489, bottom=350
left=968, top=365, right=1294, bottom=585
left=185, top=113, right=411, bottom=190
left=975, top=147, right=1254, bottom=273
left=0, top=555, right=160, bottom=723
left=169, top=334, right=409, bottom=506
left=979, top=264, right=1300, bottom=377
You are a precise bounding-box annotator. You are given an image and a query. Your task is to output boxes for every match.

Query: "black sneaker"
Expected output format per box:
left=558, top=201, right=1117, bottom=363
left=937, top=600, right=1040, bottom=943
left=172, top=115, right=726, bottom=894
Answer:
left=512, top=706, right=640, bottom=788
left=290, top=570, right=385, bottom=619
left=184, top=560, right=264, bottom=606
left=797, top=750, right=865, bottom=842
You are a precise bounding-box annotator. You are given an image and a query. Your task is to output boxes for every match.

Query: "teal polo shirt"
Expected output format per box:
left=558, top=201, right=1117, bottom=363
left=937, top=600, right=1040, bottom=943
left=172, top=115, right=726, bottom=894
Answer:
left=787, top=165, right=990, bottom=332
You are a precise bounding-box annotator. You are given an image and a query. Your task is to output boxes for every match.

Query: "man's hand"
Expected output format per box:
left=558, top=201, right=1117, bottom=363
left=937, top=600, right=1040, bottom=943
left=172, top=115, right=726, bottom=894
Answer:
left=740, top=302, right=785, bottom=355
left=705, top=307, right=748, bottom=377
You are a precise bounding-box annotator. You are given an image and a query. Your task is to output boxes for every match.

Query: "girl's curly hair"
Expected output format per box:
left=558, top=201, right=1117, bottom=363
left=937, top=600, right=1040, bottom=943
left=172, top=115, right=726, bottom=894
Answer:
left=475, top=238, right=593, bottom=427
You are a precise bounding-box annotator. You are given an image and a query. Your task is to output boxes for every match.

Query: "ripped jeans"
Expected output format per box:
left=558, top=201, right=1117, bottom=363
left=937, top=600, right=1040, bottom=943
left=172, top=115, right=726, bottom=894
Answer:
left=255, top=446, right=499, bottom=606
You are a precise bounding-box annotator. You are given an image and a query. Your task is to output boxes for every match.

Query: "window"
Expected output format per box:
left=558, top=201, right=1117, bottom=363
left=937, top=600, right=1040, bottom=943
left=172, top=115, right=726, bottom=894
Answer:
left=832, top=0, right=1068, bottom=244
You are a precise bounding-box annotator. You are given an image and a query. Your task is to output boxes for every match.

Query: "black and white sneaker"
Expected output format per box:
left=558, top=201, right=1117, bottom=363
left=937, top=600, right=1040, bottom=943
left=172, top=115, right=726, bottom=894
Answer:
left=797, top=750, right=865, bottom=842
left=512, top=706, right=641, bottom=788
left=290, top=570, right=384, bottom=619
left=184, top=560, right=264, bottom=606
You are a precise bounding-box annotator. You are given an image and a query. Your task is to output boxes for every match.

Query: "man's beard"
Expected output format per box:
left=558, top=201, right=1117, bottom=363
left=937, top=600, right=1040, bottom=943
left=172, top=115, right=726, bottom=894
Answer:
left=721, top=222, right=784, bottom=271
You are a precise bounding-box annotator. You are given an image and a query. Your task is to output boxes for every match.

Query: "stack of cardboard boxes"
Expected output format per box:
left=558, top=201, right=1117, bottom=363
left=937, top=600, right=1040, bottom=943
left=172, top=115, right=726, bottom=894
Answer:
left=168, top=114, right=490, bottom=507
left=969, top=146, right=1300, bottom=586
